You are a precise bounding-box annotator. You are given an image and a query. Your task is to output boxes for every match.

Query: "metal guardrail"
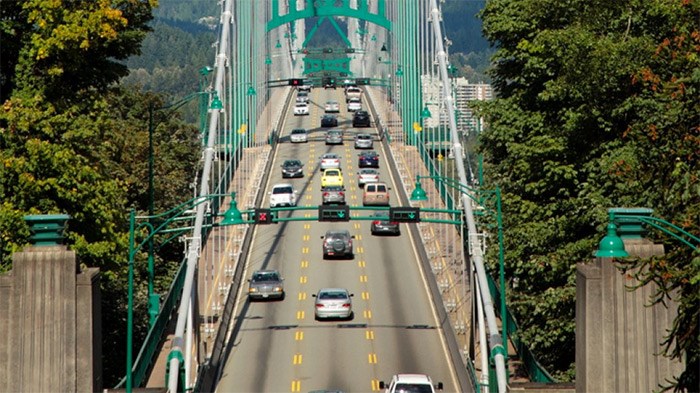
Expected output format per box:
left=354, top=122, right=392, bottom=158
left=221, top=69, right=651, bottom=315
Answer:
left=115, top=254, right=188, bottom=388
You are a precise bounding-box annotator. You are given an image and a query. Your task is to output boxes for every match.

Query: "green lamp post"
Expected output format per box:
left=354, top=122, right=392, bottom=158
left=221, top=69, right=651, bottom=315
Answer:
left=126, top=192, right=245, bottom=393
left=595, top=208, right=699, bottom=257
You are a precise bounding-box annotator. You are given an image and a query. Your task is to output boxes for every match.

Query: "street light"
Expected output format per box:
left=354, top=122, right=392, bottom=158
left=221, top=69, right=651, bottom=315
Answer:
left=595, top=208, right=699, bottom=257
left=126, top=193, right=244, bottom=393
left=410, top=175, right=507, bottom=358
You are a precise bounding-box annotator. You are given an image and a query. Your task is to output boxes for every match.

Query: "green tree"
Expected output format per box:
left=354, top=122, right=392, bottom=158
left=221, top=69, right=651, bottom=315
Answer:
left=0, top=0, right=200, bottom=386
left=475, top=0, right=699, bottom=387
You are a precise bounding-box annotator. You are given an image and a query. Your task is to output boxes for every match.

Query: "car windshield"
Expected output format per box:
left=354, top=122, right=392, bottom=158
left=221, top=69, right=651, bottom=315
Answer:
left=325, top=170, right=340, bottom=176
left=273, top=186, right=293, bottom=194
left=295, top=103, right=307, bottom=107
left=360, top=169, right=378, bottom=174
left=319, top=291, right=348, bottom=300
left=357, top=135, right=371, bottom=140
left=252, top=272, right=279, bottom=282
left=324, top=186, right=343, bottom=191
left=362, top=151, right=378, bottom=157
left=292, top=129, right=306, bottom=134
left=323, top=154, right=339, bottom=159
left=284, top=160, right=301, bottom=166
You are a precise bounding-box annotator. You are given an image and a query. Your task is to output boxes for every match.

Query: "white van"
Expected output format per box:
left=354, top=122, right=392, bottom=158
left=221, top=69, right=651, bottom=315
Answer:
left=269, top=183, right=297, bottom=207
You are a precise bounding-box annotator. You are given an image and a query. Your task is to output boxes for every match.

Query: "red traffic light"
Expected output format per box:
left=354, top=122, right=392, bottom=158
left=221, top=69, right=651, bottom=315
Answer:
left=289, top=78, right=303, bottom=86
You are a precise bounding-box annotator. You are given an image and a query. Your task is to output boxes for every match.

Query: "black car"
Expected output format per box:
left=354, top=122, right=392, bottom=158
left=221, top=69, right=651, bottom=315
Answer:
left=358, top=151, right=379, bottom=168
left=281, top=159, right=304, bottom=178
left=353, top=110, right=371, bottom=127
left=370, top=211, right=400, bottom=236
left=321, top=114, right=338, bottom=127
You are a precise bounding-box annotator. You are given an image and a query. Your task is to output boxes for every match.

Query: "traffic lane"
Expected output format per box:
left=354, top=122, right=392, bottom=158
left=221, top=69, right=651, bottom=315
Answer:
left=359, top=225, right=458, bottom=391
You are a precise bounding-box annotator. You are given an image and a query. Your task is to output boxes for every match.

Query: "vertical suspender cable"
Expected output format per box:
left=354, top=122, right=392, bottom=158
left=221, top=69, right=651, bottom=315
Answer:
left=167, top=0, right=233, bottom=391
left=426, top=1, right=508, bottom=392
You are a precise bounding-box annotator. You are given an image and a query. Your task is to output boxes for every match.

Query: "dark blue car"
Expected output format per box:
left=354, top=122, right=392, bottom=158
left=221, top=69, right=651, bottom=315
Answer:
left=358, top=151, right=379, bottom=168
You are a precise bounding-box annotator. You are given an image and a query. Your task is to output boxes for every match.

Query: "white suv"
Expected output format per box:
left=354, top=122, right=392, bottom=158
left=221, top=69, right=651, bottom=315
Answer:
left=379, top=374, right=443, bottom=393
left=269, top=183, right=297, bottom=207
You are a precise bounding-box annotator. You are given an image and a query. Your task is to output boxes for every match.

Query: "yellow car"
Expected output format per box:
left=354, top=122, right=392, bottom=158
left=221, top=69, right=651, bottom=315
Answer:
left=321, top=169, right=344, bottom=188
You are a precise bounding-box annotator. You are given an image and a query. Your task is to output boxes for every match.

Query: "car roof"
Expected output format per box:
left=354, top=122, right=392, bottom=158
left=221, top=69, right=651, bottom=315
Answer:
left=360, top=151, right=378, bottom=156
left=393, top=374, right=433, bottom=384
left=272, top=182, right=294, bottom=188
left=253, top=269, right=279, bottom=274
left=359, top=168, right=378, bottom=173
left=317, top=287, right=349, bottom=294
left=322, top=114, right=336, bottom=118
left=325, top=229, right=349, bottom=235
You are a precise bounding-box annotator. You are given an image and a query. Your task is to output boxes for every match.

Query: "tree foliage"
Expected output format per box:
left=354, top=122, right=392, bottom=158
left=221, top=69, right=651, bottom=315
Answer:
left=475, top=0, right=699, bottom=388
left=1, top=0, right=202, bottom=386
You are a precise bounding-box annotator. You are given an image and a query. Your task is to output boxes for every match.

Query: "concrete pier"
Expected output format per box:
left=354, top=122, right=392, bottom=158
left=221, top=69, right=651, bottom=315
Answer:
left=576, top=239, right=684, bottom=392
left=0, top=217, right=102, bottom=392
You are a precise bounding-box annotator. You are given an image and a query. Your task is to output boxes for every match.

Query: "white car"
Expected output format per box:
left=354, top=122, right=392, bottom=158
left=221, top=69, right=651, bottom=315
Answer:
left=347, top=98, right=361, bottom=112
left=296, top=91, right=309, bottom=103
left=320, top=153, right=341, bottom=170
left=293, top=102, right=309, bottom=116
left=290, top=128, right=308, bottom=143
left=357, top=168, right=379, bottom=187
left=379, top=374, right=443, bottom=393
left=269, top=183, right=297, bottom=207
left=324, top=100, right=340, bottom=113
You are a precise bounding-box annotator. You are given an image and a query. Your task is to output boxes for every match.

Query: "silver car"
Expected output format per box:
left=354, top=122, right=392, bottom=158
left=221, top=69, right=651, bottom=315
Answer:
left=325, top=130, right=343, bottom=145
left=322, top=186, right=346, bottom=205
left=321, top=229, right=354, bottom=259
left=313, top=288, right=354, bottom=320
left=247, top=270, right=284, bottom=300
left=354, top=133, right=373, bottom=149
left=320, top=153, right=341, bottom=170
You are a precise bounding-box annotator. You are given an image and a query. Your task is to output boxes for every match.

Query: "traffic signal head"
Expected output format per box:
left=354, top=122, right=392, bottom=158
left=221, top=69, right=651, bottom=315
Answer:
left=289, top=78, right=303, bottom=86
left=318, top=205, right=350, bottom=222
left=355, top=78, right=370, bottom=85
left=254, top=208, right=274, bottom=224
left=389, top=207, right=421, bottom=223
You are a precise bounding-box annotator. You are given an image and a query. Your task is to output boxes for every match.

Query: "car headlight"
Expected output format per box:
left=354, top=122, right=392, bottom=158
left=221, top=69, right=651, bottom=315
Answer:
left=249, top=287, right=257, bottom=293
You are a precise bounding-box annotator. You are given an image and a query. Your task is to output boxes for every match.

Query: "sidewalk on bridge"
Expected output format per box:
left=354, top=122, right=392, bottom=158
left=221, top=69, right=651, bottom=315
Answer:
left=145, top=87, right=289, bottom=389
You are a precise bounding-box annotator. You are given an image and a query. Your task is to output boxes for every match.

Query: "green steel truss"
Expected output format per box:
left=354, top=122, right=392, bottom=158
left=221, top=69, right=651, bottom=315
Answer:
left=267, top=0, right=391, bottom=32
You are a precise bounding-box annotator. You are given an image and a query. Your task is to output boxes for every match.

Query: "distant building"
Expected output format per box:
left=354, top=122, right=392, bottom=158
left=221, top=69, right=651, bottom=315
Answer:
left=421, top=76, right=492, bottom=134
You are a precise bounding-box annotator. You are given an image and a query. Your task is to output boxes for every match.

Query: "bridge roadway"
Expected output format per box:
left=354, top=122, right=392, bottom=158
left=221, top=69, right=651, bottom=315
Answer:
left=214, top=87, right=462, bottom=392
